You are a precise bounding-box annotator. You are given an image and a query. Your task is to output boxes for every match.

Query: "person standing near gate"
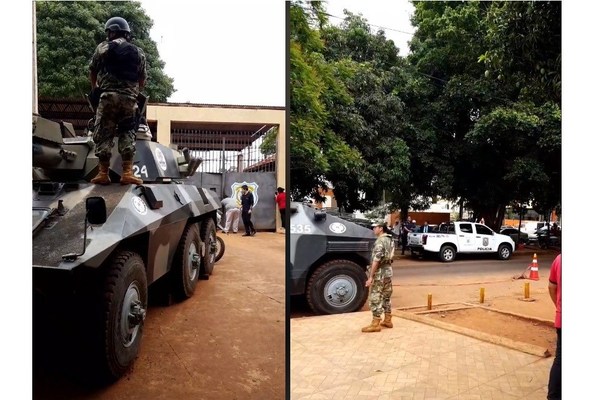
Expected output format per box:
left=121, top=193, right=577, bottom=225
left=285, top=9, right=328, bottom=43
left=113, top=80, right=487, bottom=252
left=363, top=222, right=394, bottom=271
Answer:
left=221, top=196, right=241, bottom=234
left=275, top=187, right=286, bottom=232
left=241, top=184, right=256, bottom=236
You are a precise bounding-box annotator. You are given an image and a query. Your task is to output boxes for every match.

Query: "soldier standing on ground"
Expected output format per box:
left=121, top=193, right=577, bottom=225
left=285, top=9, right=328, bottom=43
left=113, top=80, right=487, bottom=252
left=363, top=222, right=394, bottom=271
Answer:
left=362, top=221, right=395, bottom=333
left=89, top=16, right=147, bottom=185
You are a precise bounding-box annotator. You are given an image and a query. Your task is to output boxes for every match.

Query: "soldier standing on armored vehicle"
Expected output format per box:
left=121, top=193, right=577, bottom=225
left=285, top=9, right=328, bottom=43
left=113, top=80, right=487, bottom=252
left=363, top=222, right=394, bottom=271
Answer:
left=362, top=221, right=395, bottom=333
left=89, top=16, right=147, bottom=185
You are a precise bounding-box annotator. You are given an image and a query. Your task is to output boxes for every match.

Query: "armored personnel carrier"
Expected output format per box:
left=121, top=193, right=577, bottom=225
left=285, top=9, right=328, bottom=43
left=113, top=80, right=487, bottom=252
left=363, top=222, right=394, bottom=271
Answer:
left=33, top=107, right=222, bottom=381
left=289, top=202, right=377, bottom=315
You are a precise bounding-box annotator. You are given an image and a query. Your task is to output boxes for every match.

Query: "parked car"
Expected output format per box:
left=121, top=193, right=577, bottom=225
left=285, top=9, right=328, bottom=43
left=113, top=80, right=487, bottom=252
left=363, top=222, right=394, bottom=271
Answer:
left=408, top=221, right=515, bottom=262
left=413, top=224, right=438, bottom=233
left=499, top=227, right=530, bottom=245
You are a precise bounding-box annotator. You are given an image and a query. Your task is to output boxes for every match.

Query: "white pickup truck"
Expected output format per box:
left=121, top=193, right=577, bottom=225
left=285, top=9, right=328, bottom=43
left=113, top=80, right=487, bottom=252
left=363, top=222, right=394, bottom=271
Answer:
left=407, top=221, right=515, bottom=262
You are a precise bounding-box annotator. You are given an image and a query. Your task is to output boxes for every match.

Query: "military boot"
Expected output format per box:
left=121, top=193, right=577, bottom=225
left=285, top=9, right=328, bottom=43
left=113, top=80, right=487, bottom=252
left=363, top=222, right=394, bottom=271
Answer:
left=361, top=317, right=382, bottom=333
left=380, top=313, right=393, bottom=328
left=120, top=160, right=143, bottom=185
left=91, top=160, right=111, bottom=185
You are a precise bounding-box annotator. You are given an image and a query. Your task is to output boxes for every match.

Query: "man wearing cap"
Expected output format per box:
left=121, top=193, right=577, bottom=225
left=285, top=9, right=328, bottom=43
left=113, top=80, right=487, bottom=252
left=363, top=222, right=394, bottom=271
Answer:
left=362, top=221, right=395, bottom=333
left=240, top=184, right=256, bottom=236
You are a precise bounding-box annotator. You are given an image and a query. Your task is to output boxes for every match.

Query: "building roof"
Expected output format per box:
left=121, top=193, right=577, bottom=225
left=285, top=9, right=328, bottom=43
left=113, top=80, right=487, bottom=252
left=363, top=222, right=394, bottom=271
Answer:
left=37, top=98, right=277, bottom=151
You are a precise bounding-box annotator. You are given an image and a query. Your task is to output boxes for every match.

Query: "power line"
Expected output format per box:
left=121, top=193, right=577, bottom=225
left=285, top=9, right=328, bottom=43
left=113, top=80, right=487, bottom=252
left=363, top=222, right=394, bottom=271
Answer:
left=324, top=12, right=415, bottom=36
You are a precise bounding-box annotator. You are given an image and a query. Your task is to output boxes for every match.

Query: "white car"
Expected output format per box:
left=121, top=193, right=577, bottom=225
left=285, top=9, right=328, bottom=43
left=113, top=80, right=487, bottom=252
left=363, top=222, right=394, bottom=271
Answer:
left=408, top=221, right=515, bottom=262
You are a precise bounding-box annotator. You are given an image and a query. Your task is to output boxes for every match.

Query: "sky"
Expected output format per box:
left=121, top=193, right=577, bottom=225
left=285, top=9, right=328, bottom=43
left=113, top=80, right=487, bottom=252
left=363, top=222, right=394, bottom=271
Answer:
left=138, top=0, right=286, bottom=106
left=137, top=0, right=415, bottom=105
left=2, top=1, right=600, bottom=397
left=324, top=0, right=416, bottom=57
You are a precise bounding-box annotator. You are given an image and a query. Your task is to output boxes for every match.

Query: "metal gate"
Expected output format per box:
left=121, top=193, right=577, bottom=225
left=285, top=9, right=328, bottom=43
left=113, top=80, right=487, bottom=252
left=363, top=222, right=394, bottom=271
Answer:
left=189, top=172, right=277, bottom=231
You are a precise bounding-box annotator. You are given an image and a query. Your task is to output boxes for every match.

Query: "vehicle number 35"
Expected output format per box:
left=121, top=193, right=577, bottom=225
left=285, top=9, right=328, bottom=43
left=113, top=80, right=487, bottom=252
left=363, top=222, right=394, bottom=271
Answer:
left=290, top=224, right=312, bottom=234
left=133, top=165, right=149, bottom=178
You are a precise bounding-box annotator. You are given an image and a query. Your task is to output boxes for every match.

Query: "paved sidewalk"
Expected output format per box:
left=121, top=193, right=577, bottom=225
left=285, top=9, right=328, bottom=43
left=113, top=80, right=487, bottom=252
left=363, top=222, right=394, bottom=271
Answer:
left=291, top=310, right=552, bottom=399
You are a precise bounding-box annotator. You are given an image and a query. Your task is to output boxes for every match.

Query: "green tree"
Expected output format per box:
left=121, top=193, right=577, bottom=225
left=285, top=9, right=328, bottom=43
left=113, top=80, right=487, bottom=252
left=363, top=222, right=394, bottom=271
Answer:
left=404, top=1, right=561, bottom=229
left=36, top=1, right=174, bottom=102
left=289, top=1, right=560, bottom=225
left=289, top=1, right=363, bottom=204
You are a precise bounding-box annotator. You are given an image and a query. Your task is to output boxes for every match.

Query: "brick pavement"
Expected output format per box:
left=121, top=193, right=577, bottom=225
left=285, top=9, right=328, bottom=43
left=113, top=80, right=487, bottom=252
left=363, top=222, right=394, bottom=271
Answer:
left=291, top=310, right=553, bottom=400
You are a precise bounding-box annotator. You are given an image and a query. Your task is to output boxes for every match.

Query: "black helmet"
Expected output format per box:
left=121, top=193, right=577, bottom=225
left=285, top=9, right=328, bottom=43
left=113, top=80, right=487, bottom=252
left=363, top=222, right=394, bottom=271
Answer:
left=105, top=17, right=130, bottom=33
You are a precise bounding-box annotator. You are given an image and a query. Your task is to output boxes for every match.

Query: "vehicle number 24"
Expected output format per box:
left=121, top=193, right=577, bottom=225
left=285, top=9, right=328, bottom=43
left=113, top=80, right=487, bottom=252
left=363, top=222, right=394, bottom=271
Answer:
left=133, top=165, right=149, bottom=178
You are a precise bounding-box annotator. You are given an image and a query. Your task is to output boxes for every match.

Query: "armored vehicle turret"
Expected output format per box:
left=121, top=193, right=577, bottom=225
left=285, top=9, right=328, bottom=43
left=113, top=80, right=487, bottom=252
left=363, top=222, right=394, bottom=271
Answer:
left=33, top=108, right=222, bottom=382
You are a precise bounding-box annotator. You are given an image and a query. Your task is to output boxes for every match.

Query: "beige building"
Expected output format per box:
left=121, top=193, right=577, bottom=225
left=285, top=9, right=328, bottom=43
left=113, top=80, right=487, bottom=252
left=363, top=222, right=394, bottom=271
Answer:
left=147, top=102, right=286, bottom=190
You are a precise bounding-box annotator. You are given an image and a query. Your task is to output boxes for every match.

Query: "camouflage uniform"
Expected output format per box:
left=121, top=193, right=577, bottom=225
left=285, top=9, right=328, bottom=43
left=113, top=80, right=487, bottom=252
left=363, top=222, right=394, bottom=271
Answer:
left=89, top=38, right=147, bottom=160
left=368, top=233, right=395, bottom=317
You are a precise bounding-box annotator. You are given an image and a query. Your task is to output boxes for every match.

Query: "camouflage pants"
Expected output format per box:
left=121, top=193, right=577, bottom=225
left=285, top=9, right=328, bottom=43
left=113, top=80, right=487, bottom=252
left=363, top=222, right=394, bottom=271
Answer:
left=93, top=92, right=138, bottom=161
left=369, top=266, right=393, bottom=318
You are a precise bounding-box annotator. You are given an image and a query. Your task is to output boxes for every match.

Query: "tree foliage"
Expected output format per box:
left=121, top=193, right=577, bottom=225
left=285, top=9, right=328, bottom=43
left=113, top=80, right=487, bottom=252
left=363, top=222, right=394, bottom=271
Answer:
left=405, top=1, right=561, bottom=229
left=289, top=2, right=364, bottom=204
left=289, top=1, right=561, bottom=227
left=35, top=1, right=174, bottom=102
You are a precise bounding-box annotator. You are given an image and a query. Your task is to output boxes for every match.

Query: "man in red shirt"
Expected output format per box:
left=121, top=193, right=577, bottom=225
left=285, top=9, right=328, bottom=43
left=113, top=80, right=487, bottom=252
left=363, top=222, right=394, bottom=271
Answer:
left=275, top=187, right=286, bottom=231
left=547, top=253, right=561, bottom=400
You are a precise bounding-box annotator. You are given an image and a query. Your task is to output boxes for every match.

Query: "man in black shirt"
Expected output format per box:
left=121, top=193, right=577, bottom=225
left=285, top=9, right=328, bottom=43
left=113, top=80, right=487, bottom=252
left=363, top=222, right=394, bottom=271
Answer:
left=240, top=185, right=256, bottom=236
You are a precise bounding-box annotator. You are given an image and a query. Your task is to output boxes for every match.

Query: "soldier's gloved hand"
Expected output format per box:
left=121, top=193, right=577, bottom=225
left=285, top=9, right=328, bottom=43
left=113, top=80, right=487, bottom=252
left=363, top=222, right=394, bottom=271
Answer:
left=365, top=277, right=373, bottom=287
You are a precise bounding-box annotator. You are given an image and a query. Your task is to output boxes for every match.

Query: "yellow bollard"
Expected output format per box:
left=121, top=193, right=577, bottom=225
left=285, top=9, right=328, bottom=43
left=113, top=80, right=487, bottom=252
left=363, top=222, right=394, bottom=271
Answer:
left=479, top=287, right=485, bottom=304
left=524, top=282, right=530, bottom=299
left=427, top=293, right=432, bottom=310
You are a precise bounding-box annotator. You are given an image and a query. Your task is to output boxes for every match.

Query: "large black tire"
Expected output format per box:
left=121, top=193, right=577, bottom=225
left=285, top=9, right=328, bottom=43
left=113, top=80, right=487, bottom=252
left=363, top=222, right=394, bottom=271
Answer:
left=215, top=235, right=225, bottom=263
left=306, top=259, right=368, bottom=315
left=200, top=218, right=217, bottom=276
left=439, top=245, right=456, bottom=262
left=172, top=223, right=202, bottom=300
left=98, top=251, right=147, bottom=381
left=497, top=243, right=512, bottom=260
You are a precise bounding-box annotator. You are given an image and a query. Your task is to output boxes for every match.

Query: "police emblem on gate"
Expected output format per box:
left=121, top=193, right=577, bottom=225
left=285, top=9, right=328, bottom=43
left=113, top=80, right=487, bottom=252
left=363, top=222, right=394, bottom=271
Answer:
left=483, top=237, right=489, bottom=247
left=231, top=182, right=259, bottom=207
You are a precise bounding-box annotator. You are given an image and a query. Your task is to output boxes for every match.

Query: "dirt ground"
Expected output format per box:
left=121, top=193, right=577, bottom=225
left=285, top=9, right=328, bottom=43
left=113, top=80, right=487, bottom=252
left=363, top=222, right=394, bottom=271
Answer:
left=382, top=250, right=560, bottom=355
left=421, top=307, right=557, bottom=354
left=33, top=230, right=285, bottom=400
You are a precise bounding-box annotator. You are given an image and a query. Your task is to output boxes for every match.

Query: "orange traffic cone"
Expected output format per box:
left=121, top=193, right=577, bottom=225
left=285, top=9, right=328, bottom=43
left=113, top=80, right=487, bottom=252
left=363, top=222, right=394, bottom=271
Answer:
left=528, top=253, right=540, bottom=280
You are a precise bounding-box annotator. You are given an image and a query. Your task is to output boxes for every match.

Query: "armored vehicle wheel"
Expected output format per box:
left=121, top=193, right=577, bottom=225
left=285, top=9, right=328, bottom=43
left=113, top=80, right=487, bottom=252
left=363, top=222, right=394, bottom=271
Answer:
left=439, top=245, right=456, bottom=262
left=172, top=223, right=202, bottom=300
left=497, top=244, right=512, bottom=260
left=306, top=259, right=367, bottom=315
left=200, top=218, right=217, bottom=276
left=99, top=251, right=147, bottom=381
left=215, top=235, right=225, bottom=263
